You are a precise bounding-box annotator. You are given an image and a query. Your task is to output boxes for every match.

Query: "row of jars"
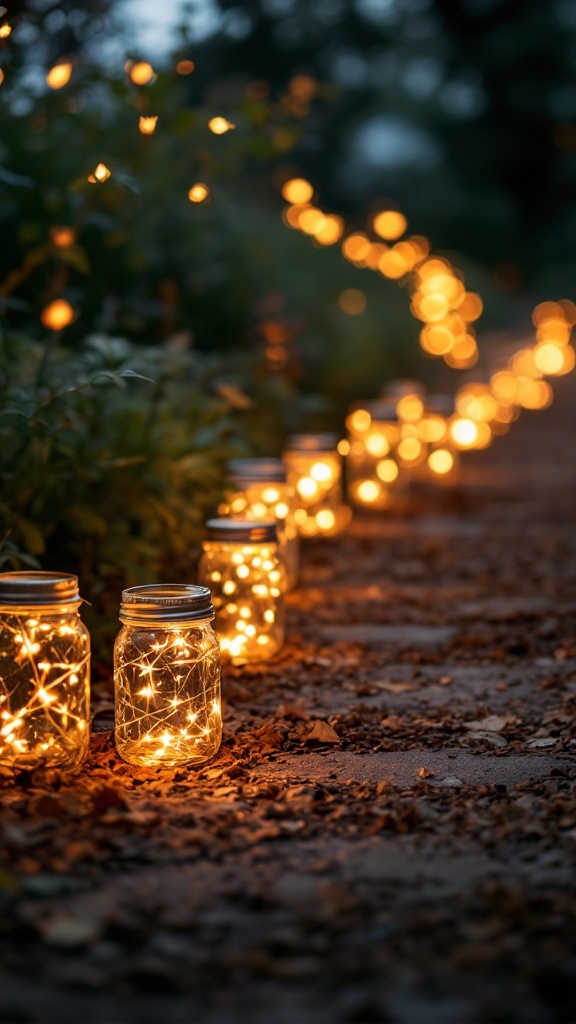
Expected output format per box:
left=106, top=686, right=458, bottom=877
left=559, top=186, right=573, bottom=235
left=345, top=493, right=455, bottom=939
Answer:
left=0, top=385, right=459, bottom=773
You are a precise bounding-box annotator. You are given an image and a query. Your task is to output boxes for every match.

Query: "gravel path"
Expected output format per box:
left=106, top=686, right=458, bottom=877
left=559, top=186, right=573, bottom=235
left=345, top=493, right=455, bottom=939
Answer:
left=0, top=378, right=575, bottom=1024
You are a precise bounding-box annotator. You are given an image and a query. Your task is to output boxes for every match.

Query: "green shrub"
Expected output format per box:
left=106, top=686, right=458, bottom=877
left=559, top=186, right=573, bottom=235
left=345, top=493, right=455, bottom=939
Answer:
left=0, top=331, right=249, bottom=656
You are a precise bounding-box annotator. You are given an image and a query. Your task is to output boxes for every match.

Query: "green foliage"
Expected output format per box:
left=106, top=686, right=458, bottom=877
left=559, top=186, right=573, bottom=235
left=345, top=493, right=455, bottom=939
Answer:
left=0, top=330, right=248, bottom=651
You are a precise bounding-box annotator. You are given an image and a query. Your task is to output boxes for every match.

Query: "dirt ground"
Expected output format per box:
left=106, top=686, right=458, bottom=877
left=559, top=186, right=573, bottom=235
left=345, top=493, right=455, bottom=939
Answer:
left=1, top=378, right=575, bottom=1024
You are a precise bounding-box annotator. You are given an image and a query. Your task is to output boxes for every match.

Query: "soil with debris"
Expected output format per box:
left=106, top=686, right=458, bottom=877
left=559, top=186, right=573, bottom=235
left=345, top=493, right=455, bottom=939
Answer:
left=1, top=379, right=575, bottom=1024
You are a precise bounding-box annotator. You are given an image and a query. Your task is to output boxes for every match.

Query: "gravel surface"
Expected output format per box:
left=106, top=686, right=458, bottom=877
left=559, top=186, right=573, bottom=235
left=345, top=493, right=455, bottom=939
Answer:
left=0, top=379, right=575, bottom=1024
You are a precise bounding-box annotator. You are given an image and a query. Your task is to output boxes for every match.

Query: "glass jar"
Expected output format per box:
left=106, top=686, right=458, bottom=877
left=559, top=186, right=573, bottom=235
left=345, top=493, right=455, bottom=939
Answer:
left=114, top=584, right=221, bottom=768
left=283, top=433, right=351, bottom=537
left=199, top=519, right=285, bottom=661
left=345, top=400, right=407, bottom=509
left=0, top=571, right=90, bottom=771
left=218, top=457, right=299, bottom=590
left=419, top=394, right=460, bottom=484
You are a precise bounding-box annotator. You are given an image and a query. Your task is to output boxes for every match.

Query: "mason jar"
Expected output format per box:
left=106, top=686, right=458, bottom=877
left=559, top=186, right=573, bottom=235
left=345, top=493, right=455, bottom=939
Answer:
left=199, top=519, right=285, bottom=661
left=0, top=571, right=90, bottom=771
left=283, top=432, right=351, bottom=537
left=218, top=457, right=299, bottom=590
left=345, top=400, right=406, bottom=509
left=114, top=584, right=221, bottom=768
left=419, top=394, right=460, bottom=483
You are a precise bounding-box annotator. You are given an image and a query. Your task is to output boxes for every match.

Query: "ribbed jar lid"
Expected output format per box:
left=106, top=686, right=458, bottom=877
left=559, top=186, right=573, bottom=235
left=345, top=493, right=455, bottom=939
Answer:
left=204, top=518, right=278, bottom=544
left=119, top=584, right=214, bottom=624
left=0, top=571, right=82, bottom=608
left=425, top=394, right=454, bottom=417
left=381, top=378, right=426, bottom=399
left=284, top=432, right=339, bottom=452
left=227, top=457, right=287, bottom=484
left=349, top=400, right=398, bottom=422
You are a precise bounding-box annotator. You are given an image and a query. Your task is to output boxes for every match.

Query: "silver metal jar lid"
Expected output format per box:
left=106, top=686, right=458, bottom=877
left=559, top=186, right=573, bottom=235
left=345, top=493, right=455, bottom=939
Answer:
left=381, top=378, right=426, bottom=400
left=349, top=400, right=399, bottom=422
left=0, top=571, right=82, bottom=608
left=227, top=457, right=287, bottom=484
left=204, top=518, right=278, bottom=544
left=284, top=432, right=339, bottom=452
left=119, top=584, right=214, bottom=624
left=425, top=394, right=454, bottom=417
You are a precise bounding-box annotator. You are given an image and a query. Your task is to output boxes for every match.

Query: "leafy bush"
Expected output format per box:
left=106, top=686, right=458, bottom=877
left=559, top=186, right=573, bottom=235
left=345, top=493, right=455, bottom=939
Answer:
left=0, top=331, right=249, bottom=655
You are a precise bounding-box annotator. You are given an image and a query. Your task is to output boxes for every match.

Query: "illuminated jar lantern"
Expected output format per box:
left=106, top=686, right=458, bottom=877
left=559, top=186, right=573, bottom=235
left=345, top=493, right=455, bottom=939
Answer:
left=199, top=519, right=285, bottom=661
left=0, top=572, right=90, bottom=771
left=114, top=584, right=221, bottom=768
left=420, top=394, right=460, bottom=484
left=345, top=400, right=406, bottom=509
left=218, top=458, right=299, bottom=591
left=283, top=433, right=351, bottom=537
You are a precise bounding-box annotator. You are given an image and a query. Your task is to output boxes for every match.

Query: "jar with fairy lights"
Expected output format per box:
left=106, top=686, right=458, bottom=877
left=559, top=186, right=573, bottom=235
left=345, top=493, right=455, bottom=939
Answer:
left=114, top=584, right=221, bottom=768
left=0, top=572, right=90, bottom=771
left=345, top=400, right=407, bottom=509
left=419, top=394, right=460, bottom=483
left=282, top=433, right=351, bottom=537
left=218, top=457, right=299, bottom=590
left=199, top=519, right=285, bottom=661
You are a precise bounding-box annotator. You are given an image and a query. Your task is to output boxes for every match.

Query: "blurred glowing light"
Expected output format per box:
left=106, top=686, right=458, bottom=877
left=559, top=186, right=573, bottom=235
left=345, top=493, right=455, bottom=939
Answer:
left=0, top=23, right=12, bottom=38
left=188, top=183, right=209, bottom=203
left=139, top=115, right=158, bottom=134
left=534, top=343, right=565, bottom=375
left=46, top=62, right=73, bottom=89
left=456, top=292, right=483, bottom=321
left=208, top=116, right=235, bottom=134
left=378, top=248, right=410, bottom=279
left=310, top=461, right=333, bottom=483
left=511, top=348, right=541, bottom=379
left=419, top=294, right=450, bottom=322
left=298, top=206, right=325, bottom=235
left=444, top=333, right=478, bottom=368
left=373, top=210, right=407, bottom=241
left=419, top=324, right=453, bottom=356
left=176, top=60, right=195, bottom=75
left=357, top=480, right=381, bottom=503
left=450, top=418, right=478, bottom=449
left=397, top=437, right=422, bottom=462
left=50, top=226, right=75, bottom=248
left=536, top=318, right=570, bottom=345
left=297, top=477, right=318, bottom=498
left=290, top=74, right=317, bottom=100
left=376, top=459, right=399, bottom=483
left=315, top=509, right=336, bottom=530
left=490, top=371, right=517, bottom=403
left=347, top=409, right=371, bottom=433
left=341, top=233, right=371, bottom=263
left=559, top=299, right=576, bottom=326
left=365, top=433, right=390, bottom=457
left=88, top=163, right=111, bottom=183
left=281, top=177, right=313, bottom=204
left=338, top=289, right=366, bottom=315
left=41, top=299, right=74, bottom=331
left=428, top=449, right=453, bottom=475
left=397, top=395, right=424, bottom=422
left=337, top=439, right=350, bottom=456
left=532, top=301, right=563, bottom=326
left=314, top=214, right=344, bottom=246
left=516, top=379, right=553, bottom=410
left=130, top=62, right=156, bottom=85
left=418, top=415, right=447, bottom=443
